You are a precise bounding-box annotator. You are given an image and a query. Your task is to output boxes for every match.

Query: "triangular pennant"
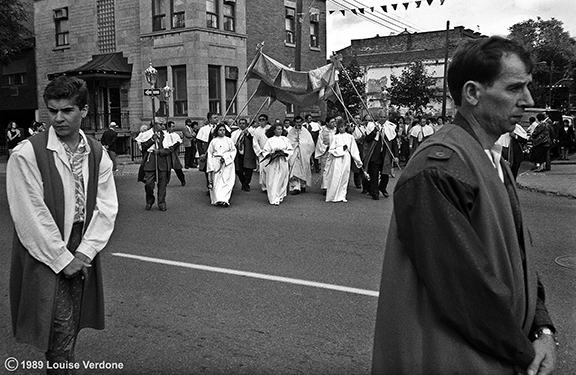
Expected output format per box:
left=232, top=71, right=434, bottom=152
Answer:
left=340, top=9, right=346, bottom=15
left=381, top=5, right=387, bottom=12
left=359, top=8, right=365, bottom=14
left=427, top=0, right=433, bottom=5
left=392, top=4, right=398, bottom=10
left=370, top=7, right=374, bottom=12
left=351, top=9, right=357, bottom=15
left=440, top=0, right=445, bottom=4
left=403, top=2, right=409, bottom=9
left=329, top=10, right=335, bottom=14
left=416, top=1, right=421, bottom=7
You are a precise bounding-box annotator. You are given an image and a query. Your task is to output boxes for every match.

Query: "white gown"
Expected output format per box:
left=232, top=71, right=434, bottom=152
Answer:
left=206, top=136, right=237, bottom=205
left=261, top=136, right=294, bottom=205
left=325, top=132, right=362, bottom=202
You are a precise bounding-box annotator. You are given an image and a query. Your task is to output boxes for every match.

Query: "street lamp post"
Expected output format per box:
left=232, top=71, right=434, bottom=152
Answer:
left=144, top=63, right=158, bottom=124
left=161, top=81, right=173, bottom=124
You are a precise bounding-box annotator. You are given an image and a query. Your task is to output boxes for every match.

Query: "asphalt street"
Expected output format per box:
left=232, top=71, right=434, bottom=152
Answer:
left=1, top=167, right=574, bottom=374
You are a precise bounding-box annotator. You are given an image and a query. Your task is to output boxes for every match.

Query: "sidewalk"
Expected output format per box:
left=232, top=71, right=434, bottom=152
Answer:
left=1, top=154, right=575, bottom=199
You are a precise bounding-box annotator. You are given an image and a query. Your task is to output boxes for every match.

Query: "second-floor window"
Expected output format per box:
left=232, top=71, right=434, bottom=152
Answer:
left=225, top=66, right=238, bottom=114
left=208, top=65, right=221, bottom=114
left=310, top=12, right=319, bottom=48
left=206, top=0, right=218, bottom=29
left=171, top=0, right=185, bottom=28
left=152, top=0, right=166, bottom=31
left=54, top=7, right=69, bottom=47
left=285, top=7, right=295, bottom=45
left=223, top=1, right=235, bottom=31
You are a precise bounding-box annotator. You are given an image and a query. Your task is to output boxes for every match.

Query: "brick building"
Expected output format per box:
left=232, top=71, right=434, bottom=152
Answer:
left=32, top=0, right=328, bottom=154
left=246, top=0, right=327, bottom=122
left=337, top=26, right=485, bottom=117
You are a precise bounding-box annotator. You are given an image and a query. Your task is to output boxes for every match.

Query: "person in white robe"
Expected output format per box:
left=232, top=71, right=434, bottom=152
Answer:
left=261, top=124, right=294, bottom=205
left=325, top=117, right=363, bottom=202
left=409, top=117, right=434, bottom=156
left=206, top=124, right=237, bottom=207
left=251, top=114, right=271, bottom=191
left=314, top=117, right=337, bottom=191
left=287, top=116, right=315, bottom=194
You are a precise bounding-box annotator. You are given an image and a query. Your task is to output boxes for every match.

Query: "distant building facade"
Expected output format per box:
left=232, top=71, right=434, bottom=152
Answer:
left=246, top=0, right=327, bottom=122
left=337, top=26, right=485, bottom=118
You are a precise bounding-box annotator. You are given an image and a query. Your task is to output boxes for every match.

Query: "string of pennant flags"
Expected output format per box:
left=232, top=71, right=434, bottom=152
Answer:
left=328, top=0, right=445, bottom=16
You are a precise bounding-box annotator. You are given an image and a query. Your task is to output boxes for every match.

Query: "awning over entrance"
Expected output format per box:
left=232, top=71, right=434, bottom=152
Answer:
left=47, top=52, right=132, bottom=80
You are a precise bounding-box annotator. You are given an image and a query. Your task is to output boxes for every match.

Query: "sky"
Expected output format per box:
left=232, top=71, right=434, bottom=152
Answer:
left=325, top=0, right=576, bottom=56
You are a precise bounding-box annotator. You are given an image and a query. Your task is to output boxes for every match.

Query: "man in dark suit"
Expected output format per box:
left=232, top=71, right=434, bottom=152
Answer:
left=100, top=121, right=118, bottom=171
left=141, top=121, right=174, bottom=211
left=231, top=118, right=257, bottom=191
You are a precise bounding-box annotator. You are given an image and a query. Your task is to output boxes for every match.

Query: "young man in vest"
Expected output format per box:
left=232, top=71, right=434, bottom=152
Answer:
left=7, top=76, right=118, bottom=368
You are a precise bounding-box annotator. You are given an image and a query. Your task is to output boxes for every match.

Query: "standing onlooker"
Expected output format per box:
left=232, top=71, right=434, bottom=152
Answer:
left=206, top=123, right=236, bottom=206
left=182, top=118, right=197, bottom=168
left=166, top=121, right=186, bottom=186
left=408, top=116, right=434, bottom=157
left=372, top=36, right=557, bottom=374
left=7, top=76, right=118, bottom=369
left=231, top=118, right=257, bottom=191
left=261, top=123, right=293, bottom=205
left=530, top=117, right=551, bottom=172
left=287, top=116, right=315, bottom=195
left=496, top=124, right=528, bottom=180
left=101, top=121, right=118, bottom=171
left=6, top=121, right=23, bottom=156
left=396, top=116, right=410, bottom=163
left=558, top=119, right=575, bottom=160
left=324, top=117, right=363, bottom=202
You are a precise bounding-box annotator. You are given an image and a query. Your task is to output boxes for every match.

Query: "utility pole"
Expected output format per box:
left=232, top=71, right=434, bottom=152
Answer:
left=294, top=0, right=303, bottom=117
left=441, top=21, right=450, bottom=118
left=548, top=61, right=554, bottom=109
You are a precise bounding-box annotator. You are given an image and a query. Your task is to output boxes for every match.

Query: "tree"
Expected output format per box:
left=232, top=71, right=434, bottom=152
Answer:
left=509, top=17, right=576, bottom=110
left=327, top=60, right=365, bottom=119
left=388, top=60, right=436, bottom=115
left=0, top=0, right=33, bottom=64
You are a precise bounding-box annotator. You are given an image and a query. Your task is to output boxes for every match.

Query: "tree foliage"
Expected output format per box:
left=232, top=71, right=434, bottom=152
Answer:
left=0, top=0, right=33, bottom=64
left=327, top=60, right=365, bottom=119
left=388, top=60, right=436, bottom=115
left=509, top=17, right=576, bottom=110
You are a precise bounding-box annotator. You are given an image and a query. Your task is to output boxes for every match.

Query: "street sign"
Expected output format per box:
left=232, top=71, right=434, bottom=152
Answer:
left=144, top=88, right=161, bottom=96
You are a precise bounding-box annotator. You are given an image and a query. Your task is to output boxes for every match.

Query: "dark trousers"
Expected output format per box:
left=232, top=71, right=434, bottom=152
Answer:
left=45, top=222, right=84, bottom=375
left=172, top=168, right=185, bottom=184
left=379, top=174, right=390, bottom=193
left=144, top=170, right=169, bottom=205
left=184, top=146, right=197, bottom=168
left=366, top=161, right=382, bottom=196
left=236, top=168, right=253, bottom=188
left=353, top=172, right=363, bottom=188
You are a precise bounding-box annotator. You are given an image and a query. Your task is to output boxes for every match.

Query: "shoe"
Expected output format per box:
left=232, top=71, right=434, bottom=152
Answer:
left=361, top=189, right=369, bottom=194
left=380, top=190, right=389, bottom=198
left=245, top=185, right=251, bottom=192
left=222, top=202, right=229, bottom=207
left=158, top=203, right=167, bottom=211
left=181, top=180, right=186, bottom=186
left=145, top=202, right=153, bottom=210
left=371, top=194, right=380, bottom=200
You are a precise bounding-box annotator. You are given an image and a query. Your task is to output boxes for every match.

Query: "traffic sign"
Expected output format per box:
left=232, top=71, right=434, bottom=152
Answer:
left=144, top=88, right=161, bottom=96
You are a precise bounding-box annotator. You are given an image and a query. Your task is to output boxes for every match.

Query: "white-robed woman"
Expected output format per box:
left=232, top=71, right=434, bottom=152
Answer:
left=261, top=123, right=294, bottom=206
left=206, top=123, right=237, bottom=207
left=325, top=117, right=363, bottom=202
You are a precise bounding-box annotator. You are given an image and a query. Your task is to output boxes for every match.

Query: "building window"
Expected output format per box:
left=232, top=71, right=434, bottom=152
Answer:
left=152, top=0, right=166, bottom=31
left=208, top=65, right=221, bottom=114
left=286, top=103, right=294, bottom=114
left=97, top=0, right=116, bottom=53
left=225, top=66, right=238, bottom=114
left=156, top=67, right=168, bottom=117
left=223, top=1, right=235, bottom=31
left=54, top=7, right=69, bottom=47
left=7, top=73, right=27, bottom=86
left=206, top=0, right=218, bottom=29
left=173, top=65, right=188, bottom=116
left=310, top=12, right=319, bottom=48
left=171, top=0, right=185, bottom=28
left=285, top=7, right=295, bottom=44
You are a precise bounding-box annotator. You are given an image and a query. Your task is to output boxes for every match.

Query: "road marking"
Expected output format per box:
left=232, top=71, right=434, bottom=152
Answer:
left=112, top=252, right=379, bottom=297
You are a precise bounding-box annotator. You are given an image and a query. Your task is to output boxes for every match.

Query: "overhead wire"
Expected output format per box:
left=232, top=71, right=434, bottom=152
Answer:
left=347, top=0, right=422, bottom=31
left=342, top=0, right=419, bottom=32
left=327, top=0, right=405, bottom=33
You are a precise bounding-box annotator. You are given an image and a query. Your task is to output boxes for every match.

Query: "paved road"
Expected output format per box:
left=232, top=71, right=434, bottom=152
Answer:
left=1, top=169, right=574, bottom=374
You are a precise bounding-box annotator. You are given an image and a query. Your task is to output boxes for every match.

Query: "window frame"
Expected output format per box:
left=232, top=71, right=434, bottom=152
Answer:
left=208, top=65, right=221, bottom=114
left=172, top=65, right=188, bottom=117
left=152, top=0, right=167, bottom=31
left=54, top=7, right=70, bottom=47
left=171, top=0, right=185, bottom=28
left=223, top=1, right=235, bottom=32
left=206, top=0, right=219, bottom=29
left=285, top=7, right=296, bottom=45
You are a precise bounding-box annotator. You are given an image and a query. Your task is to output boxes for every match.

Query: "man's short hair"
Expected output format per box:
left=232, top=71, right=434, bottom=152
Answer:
left=43, top=76, right=89, bottom=108
left=447, top=36, right=533, bottom=106
left=294, top=116, right=303, bottom=122
left=258, top=114, right=268, bottom=121
left=529, top=116, right=536, bottom=123
left=238, top=118, right=248, bottom=124
left=185, top=118, right=192, bottom=125
left=207, top=112, right=217, bottom=120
